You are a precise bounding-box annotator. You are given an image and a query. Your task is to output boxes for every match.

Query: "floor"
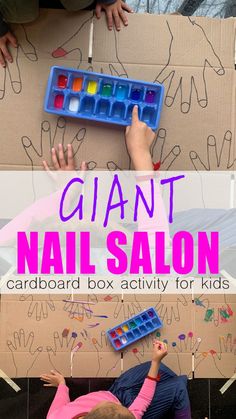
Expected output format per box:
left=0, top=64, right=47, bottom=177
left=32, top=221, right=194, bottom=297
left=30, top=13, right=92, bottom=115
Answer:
left=0, top=376, right=235, bottom=419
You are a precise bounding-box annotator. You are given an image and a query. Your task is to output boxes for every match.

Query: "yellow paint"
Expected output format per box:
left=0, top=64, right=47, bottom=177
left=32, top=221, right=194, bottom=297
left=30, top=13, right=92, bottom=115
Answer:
left=72, top=77, right=83, bottom=92
left=123, top=324, right=129, bottom=332
left=87, top=80, right=97, bottom=95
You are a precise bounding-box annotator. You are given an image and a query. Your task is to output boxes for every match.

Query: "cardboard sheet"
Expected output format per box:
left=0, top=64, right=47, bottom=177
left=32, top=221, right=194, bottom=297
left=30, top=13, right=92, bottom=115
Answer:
left=0, top=10, right=235, bottom=378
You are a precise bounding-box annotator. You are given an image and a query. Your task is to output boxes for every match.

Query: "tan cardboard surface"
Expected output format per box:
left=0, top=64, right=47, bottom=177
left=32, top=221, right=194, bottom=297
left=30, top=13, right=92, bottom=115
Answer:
left=0, top=10, right=235, bottom=170
left=0, top=10, right=236, bottom=378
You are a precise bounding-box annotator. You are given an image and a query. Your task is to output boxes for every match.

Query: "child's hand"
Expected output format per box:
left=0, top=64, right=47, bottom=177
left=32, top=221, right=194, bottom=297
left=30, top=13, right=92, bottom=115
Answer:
left=95, top=0, right=133, bottom=31
left=42, top=144, right=87, bottom=172
left=40, top=370, right=66, bottom=387
left=0, top=31, right=17, bottom=67
left=152, top=339, right=168, bottom=363
left=125, top=105, right=155, bottom=170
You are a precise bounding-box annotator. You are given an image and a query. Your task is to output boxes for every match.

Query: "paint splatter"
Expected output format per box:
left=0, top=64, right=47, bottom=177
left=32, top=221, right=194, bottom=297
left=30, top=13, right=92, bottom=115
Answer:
left=62, top=328, right=70, bottom=337
left=219, top=305, right=233, bottom=323
left=156, top=332, right=161, bottom=338
left=172, top=342, right=177, bottom=347
left=195, top=298, right=206, bottom=308
left=104, top=295, right=113, bottom=301
left=72, top=342, right=83, bottom=353
left=92, top=338, right=97, bottom=345
left=72, top=332, right=78, bottom=338
left=204, top=308, right=214, bottom=322
left=178, top=334, right=186, bottom=341
left=188, top=331, right=193, bottom=338
left=132, top=348, right=138, bottom=354
left=209, top=349, right=217, bottom=356
left=88, top=323, right=100, bottom=328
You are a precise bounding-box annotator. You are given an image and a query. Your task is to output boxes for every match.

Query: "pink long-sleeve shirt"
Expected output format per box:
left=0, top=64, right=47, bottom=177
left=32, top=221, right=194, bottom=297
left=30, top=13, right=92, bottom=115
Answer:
left=47, top=378, right=156, bottom=419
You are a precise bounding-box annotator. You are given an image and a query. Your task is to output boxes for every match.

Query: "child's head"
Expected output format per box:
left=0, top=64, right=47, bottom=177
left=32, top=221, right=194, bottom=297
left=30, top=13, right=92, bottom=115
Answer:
left=75, top=402, right=135, bottom=419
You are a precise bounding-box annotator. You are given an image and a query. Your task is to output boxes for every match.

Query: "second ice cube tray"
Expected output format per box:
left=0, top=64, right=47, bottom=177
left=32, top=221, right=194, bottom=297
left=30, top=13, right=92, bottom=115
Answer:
left=44, top=66, right=164, bottom=130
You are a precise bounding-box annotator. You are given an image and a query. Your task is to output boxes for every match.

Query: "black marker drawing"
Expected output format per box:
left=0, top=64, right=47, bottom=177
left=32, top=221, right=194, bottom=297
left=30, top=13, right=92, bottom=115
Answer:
left=0, top=25, right=38, bottom=100
left=154, top=294, right=188, bottom=325
left=154, top=17, right=225, bottom=113
left=106, top=128, right=181, bottom=171
left=7, top=329, right=43, bottom=377
left=91, top=330, right=121, bottom=377
left=51, top=15, right=127, bottom=77
left=19, top=294, right=55, bottom=321
left=189, top=130, right=235, bottom=170
left=151, top=128, right=181, bottom=170
left=21, top=116, right=86, bottom=170
left=197, top=333, right=236, bottom=378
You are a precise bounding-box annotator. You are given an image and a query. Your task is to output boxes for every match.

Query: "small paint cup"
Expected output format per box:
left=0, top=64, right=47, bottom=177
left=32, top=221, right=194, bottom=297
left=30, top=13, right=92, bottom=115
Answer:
left=58, top=74, right=68, bottom=89
left=114, top=339, right=121, bottom=348
left=54, top=94, right=64, bottom=109
left=72, top=77, right=83, bottom=92
left=87, top=80, right=98, bottom=95
left=115, top=85, right=127, bottom=100
left=145, top=90, right=155, bottom=103
left=131, top=88, right=141, bottom=101
left=101, top=83, right=112, bottom=97
left=69, top=97, right=80, bottom=112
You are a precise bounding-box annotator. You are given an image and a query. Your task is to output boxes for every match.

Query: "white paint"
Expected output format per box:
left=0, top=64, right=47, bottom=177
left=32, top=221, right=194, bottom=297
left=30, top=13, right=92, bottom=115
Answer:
left=69, top=97, right=80, bottom=112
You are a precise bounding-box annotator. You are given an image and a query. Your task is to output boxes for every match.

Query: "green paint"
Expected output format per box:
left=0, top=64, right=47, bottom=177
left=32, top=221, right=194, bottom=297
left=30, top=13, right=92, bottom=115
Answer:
left=204, top=308, right=214, bottom=322
left=156, top=331, right=161, bottom=337
left=220, top=309, right=230, bottom=319
left=101, top=83, right=112, bottom=97
left=129, top=321, right=136, bottom=329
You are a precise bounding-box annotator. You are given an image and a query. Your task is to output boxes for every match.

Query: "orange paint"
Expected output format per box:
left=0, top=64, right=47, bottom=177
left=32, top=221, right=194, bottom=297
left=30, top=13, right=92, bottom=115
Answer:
left=72, top=77, right=83, bottom=92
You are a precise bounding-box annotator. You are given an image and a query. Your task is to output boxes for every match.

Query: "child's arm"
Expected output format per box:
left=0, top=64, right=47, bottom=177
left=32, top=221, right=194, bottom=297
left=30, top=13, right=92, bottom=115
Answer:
left=40, top=371, right=71, bottom=418
left=128, top=340, right=168, bottom=419
left=0, top=17, right=17, bottom=67
left=125, top=106, right=171, bottom=247
left=125, top=105, right=155, bottom=171
left=95, top=0, right=133, bottom=32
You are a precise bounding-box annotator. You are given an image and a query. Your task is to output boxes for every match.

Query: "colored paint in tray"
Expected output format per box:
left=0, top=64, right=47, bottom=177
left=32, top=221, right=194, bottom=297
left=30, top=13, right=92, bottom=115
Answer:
left=44, top=66, right=164, bottom=130
left=101, top=83, right=112, bottom=97
left=72, top=77, right=83, bottom=92
left=107, top=307, right=163, bottom=351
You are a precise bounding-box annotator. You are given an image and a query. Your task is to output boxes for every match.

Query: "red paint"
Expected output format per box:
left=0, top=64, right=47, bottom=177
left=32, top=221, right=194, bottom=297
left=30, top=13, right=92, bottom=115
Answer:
left=132, top=348, right=138, bottom=354
left=58, top=75, right=68, bottom=89
left=209, top=349, right=217, bottom=356
left=114, top=339, right=121, bottom=348
left=153, top=161, right=161, bottom=171
left=110, top=331, right=117, bottom=339
left=188, top=331, right=193, bottom=338
left=104, top=295, right=112, bottom=301
left=54, top=94, right=64, bottom=109
left=226, top=304, right=233, bottom=316
left=52, top=47, right=68, bottom=58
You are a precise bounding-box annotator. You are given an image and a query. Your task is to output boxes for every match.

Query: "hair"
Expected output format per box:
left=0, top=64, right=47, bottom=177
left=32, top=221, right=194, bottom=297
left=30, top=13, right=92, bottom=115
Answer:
left=73, top=403, right=135, bottom=419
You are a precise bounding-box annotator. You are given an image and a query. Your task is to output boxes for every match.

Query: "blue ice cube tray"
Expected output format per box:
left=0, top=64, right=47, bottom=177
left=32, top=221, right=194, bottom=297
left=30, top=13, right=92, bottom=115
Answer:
left=107, top=307, right=163, bottom=351
left=44, top=66, right=164, bottom=130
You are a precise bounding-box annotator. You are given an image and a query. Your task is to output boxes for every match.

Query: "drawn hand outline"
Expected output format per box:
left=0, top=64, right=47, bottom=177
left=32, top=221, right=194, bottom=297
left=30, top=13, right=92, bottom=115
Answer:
left=7, top=328, right=43, bottom=377
left=0, top=25, right=38, bottom=100
left=155, top=294, right=188, bottom=325
left=46, top=329, right=79, bottom=372
left=51, top=15, right=127, bottom=77
left=21, top=116, right=86, bottom=169
left=154, top=17, right=225, bottom=113
left=189, top=131, right=235, bottom=170
left=19, top=294, right=55, bottom=321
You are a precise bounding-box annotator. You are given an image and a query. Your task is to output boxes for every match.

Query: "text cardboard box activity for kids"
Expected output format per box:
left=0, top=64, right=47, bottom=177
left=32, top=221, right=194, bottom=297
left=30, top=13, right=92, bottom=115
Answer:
left=0, top=10, right=235, bottom=379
